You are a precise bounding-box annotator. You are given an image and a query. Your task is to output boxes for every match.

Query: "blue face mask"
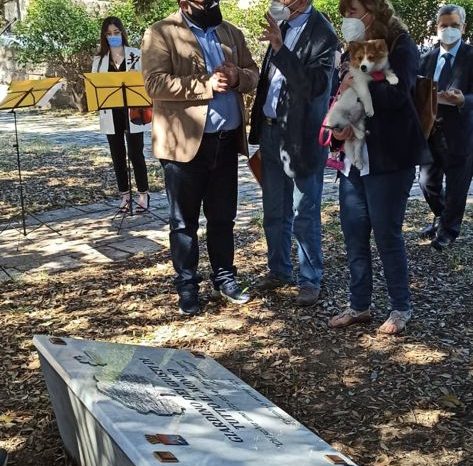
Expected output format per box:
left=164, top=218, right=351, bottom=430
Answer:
left=107, top=35, right=122, bottom=48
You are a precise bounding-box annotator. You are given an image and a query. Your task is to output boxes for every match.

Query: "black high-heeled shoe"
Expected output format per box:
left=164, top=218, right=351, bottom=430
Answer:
left=135, top=193, right=150, bottom=213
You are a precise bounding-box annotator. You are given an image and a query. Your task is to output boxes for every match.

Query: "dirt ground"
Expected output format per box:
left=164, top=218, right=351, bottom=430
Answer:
left=0, top=199, right=472, bottom=466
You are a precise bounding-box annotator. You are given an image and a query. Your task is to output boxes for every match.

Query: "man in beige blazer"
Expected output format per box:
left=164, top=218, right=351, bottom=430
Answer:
left=141, top=0, right=258, bottom=315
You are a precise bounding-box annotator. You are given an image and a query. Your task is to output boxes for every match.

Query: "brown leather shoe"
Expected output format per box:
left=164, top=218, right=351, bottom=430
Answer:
left=328, top=308, right=372, bottom=328
left=295, top=286, right=320, bottom=306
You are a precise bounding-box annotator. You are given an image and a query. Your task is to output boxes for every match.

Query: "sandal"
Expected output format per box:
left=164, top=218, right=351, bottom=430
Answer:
left=328, top=308, right=372, bottom=328
left=119, top=191, right=130, bottom=213
left=378, top=310, right=411, bottom=335
left=135, top=192, right=150, bottom=213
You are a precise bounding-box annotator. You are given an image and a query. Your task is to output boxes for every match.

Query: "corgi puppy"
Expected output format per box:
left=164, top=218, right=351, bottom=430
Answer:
left=325, top=39, right=399, bottom=170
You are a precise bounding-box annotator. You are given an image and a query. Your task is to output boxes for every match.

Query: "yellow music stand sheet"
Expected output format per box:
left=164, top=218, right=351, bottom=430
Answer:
left=0, top=77, right=62, bottom=110
left=83, top=71, right=151, bottom=112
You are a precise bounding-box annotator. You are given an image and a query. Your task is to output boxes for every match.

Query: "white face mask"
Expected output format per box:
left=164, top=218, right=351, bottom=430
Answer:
left=438, top=26, right=462, bottom=45
left=341, top=13, right=368, bottom=42
left=269, top=0, right=296, bottom=22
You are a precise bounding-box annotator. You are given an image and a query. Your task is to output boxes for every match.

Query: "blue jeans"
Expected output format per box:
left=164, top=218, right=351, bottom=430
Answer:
left=260, top=121, right=325, bottom=289
left=339, top=167, right=415, bottom=313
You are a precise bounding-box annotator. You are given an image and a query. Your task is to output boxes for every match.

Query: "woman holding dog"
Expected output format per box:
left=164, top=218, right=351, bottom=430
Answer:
left=92, top=16, right=150, bottom=213
left=328, top=0, right=430, bottom=333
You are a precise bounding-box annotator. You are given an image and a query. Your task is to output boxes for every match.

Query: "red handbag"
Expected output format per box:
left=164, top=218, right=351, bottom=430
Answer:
left=129, top=106, right=152, bottom=125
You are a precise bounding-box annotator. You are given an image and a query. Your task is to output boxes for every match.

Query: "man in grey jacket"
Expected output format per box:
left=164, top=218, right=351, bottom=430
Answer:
left=249, top=0, right=337, bottom=305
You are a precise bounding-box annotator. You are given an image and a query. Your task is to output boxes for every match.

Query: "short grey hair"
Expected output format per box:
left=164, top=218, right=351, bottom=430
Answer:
left=436, top=4, right=467, bottom=25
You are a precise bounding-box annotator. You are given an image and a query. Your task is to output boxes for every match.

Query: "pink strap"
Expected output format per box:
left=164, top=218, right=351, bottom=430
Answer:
left=318, top=86, right=341, bottom=147
left=318, top=116, right=332, bottom=147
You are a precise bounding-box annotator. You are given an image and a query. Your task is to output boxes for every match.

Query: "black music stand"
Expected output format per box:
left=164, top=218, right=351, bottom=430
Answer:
left=0, top=78, right=63, bottom=237
left=83, top=71, right=167, bottom=232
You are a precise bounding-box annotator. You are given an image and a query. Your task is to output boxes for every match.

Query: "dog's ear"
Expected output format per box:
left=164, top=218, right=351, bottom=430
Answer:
left=348, top=41, right=363, bottom=55
left=372, top=39, right=388, bottom=52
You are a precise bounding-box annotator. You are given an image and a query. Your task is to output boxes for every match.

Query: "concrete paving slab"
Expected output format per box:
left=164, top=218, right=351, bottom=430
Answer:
left=93, top=245, right=134, bottom=261
left=1, top=110, right=471, bottom=282
left=110, top=237, right=163, bottom=255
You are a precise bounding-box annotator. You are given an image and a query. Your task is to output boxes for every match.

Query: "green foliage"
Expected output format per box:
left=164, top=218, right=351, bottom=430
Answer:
left=220, top=0, right=268, bottom=64
left=14, top=0, right=100, bottom=110
left=14, top=0, right=99, bottom=64
left=106, top=0, right=178, bottom=47
left=107, top=0, right=144, bottom=47
left=316, top=0, right=342, bottom=33
left=136, top=0, right=178, bottom=25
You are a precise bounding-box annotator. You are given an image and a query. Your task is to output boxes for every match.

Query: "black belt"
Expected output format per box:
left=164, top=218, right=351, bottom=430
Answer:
left=263, top=116, right=278, bottom=126
left=203, top=128, right=238, bottom=139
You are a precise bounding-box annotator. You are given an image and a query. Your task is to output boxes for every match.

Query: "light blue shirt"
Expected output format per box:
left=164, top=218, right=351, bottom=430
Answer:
left=263, top=5, right=312, bottom=119
left=183, top=13, right=241, bottom=133
left=433, top=39, right=462, bottom=83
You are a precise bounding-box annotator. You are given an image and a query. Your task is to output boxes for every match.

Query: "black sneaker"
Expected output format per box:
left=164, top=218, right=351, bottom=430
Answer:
left=419, top=216, right=439, bottom=239
left=212, top=281, right=250, bottom=304
left=178, top=287, right=200, bottom=316
left=0, top=448, right=8, bottom=466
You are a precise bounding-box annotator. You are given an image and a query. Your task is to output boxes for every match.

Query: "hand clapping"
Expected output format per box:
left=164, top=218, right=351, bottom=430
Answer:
left=211, top=60, right=239, bottom=93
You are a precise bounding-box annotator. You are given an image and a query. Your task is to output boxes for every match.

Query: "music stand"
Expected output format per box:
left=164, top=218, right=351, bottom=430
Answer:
left=0, top=77, right=63, bottom=237
left=83, top=71, right=166, bottom=232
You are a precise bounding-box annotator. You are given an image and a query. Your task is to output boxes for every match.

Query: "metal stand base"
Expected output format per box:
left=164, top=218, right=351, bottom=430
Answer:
left=111, top=197, right=168, bottom=234
left=0, top=110, right=61, bottom=241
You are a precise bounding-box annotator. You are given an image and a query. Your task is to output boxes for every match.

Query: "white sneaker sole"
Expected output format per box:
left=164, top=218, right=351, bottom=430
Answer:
left=211, top=289, right=250, bottom=305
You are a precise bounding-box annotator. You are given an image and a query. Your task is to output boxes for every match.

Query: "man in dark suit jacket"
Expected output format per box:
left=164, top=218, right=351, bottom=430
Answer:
left=419, top=4, right=473, bottom=250
left=249, top=0, right=337, bottom=305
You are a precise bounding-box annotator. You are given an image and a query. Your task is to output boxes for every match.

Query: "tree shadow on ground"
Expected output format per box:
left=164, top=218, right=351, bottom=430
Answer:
left=0, top=200, right=472, bottom=466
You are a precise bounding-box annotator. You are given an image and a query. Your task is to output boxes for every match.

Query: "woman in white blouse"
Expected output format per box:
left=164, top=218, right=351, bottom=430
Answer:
left=92, top=16, right=150, bottom=212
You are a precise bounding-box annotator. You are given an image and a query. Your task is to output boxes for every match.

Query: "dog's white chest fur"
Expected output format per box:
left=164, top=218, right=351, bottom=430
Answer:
left=325, top=56, right=398, bottom=170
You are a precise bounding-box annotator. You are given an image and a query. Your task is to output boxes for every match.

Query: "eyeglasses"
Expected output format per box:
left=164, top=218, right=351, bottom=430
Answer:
left=189, top=0, right=219, bottom=9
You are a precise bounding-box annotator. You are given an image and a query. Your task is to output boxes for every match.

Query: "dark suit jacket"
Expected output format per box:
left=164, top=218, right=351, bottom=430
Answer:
left=249, top=8, right=338, bottom=177
left=364, top=33, right=431, bottom=174
left=420, top=41, right=473, bottom=159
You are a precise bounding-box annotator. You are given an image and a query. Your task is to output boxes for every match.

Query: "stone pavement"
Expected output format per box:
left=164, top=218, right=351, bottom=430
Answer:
left=0, top=110, right=471, bottom=282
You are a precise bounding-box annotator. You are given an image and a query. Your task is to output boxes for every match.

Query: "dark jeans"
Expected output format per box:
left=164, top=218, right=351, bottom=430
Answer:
left=161, top=130, right=239, bottom=293
left=339, top=167, right=415, bottom=313
left=419, top=141, right=473, bottom=239
left=106, top=110, right=149, bottom=193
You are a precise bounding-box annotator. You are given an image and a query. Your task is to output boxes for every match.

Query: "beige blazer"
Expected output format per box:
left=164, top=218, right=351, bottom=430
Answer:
left=141, top=12, right=259, bottom=162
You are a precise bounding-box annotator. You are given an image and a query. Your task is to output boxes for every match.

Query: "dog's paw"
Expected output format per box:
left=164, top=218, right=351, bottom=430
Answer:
left=387, top=75, right=399, bottom=85
left=365, top=108, right=374, bottom=118
left=353, top=159, right=364, bottom=170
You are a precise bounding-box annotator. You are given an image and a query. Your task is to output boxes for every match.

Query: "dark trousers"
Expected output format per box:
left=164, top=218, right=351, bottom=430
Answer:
left=419, top=141, right=473, bottom=239
left=339, top=167, right=415, bottom=313
left=106, top=110, right=149, bottom=193
left=161, top=130, right=239, bottom=292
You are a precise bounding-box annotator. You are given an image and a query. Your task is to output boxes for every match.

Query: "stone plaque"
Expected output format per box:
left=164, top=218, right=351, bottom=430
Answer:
left=34, top=335, right=357, bottom=466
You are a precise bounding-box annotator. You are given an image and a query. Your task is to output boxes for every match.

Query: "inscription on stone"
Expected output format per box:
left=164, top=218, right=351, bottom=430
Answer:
left=34, top=335, right=358, bottom=466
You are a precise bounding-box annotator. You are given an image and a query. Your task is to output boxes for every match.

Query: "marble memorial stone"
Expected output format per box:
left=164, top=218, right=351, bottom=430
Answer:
left=34, top=335, right=358, bottom=466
